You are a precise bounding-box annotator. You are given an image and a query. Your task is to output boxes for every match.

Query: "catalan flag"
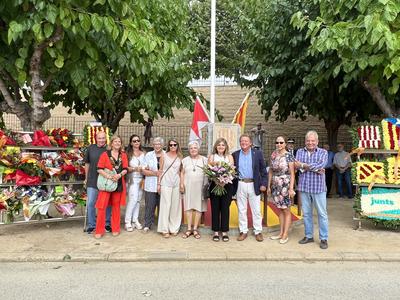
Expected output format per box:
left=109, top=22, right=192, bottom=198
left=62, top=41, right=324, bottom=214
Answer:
left=232, top=93, right=250, bottom=133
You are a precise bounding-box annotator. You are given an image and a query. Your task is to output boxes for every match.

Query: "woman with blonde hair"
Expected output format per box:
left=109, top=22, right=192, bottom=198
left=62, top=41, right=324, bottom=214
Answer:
left=124, top=134, right=145, bottom=231
left=95, top=135, right=128, bottom=238
left=180, top=140, right=208, bottom=239
left=157, top=138, right=183, bottom=238
left=208, top=138, right=234, bottom=242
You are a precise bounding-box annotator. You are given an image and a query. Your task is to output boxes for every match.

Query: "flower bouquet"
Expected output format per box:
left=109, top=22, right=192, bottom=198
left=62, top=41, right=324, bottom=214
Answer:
left=201, top=161, right=236, bottom=196
left=47, top=128, right=73, bottom=148
left=54, top=186, right=78, bottom=217
left=0, top=188, right=22, bottom=223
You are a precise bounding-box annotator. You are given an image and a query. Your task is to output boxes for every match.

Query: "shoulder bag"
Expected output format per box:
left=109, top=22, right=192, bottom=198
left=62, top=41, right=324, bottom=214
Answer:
left=97, top=152, right=118, bottom=192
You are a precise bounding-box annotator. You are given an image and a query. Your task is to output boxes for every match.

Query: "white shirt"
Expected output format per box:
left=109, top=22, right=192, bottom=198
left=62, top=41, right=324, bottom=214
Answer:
left=143, top=150, right=165, bottom=193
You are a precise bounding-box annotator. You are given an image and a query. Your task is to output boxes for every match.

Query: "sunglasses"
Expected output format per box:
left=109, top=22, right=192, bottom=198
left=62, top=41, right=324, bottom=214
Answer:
left=132, top=139, right=140, bottom=143
left=169, top=143, right=178, bottom=147
left=275, top=141, right=285, bottom=144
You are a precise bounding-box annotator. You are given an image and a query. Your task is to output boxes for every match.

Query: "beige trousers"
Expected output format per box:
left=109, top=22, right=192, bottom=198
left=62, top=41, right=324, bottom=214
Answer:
left=157, top=186, right=182, bottom=234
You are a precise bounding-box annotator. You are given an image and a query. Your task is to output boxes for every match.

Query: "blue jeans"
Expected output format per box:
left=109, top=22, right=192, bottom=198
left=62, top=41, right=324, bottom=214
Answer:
left=87, top=187, right=111, bottom=229
left=300, top=192, right=329, bottom=240
left=336, top=169, right=353, bottom=198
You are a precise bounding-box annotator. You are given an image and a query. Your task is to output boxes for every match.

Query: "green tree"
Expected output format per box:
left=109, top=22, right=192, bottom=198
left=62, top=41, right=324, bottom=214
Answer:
left=292, top=0, right=400, bottom=117
left=0, top=0, right=194, bottom=131
left=189, top=0, right=247, bottom=79
left=240, top=0, right=377, bottom=147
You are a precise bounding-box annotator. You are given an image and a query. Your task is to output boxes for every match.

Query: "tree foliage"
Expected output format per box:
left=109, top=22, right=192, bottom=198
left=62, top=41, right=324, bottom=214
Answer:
left=189, top=0, right=247, bottom=80
left=292, top=0, right=400, bottom=117
left=238, top=0, right=377, bottom=146
left=0, top=0, right=195, bottom=131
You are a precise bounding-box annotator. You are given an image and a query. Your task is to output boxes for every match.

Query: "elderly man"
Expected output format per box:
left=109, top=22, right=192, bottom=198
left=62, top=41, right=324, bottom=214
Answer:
left=295, top=130, right=329, bottom=249
left=84, top=131, right=111, bottom=234
left=233, top=134, right=268, bottom=242
left=333, top=143, right=353, bottom=199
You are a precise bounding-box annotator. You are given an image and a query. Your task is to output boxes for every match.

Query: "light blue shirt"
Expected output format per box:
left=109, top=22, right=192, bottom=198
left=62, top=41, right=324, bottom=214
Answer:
left=143, top=150, right=165, bottom=193
left=239, top=150, right=253, bottom=179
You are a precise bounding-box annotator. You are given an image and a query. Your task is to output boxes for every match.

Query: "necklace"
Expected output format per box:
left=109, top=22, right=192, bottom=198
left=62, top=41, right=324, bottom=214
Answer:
left=190, top=157, right=197, bottom=172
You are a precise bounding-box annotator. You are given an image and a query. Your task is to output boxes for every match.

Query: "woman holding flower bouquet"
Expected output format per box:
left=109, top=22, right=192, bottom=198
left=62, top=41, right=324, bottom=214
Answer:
left=267, top=135, right=295, bottom=244
left=95, top=135, right=128, bottom=239
left=207, top=138, right=235, bottom=242
left=157, top=138, right=183, bottom=238
left=180, top=141, right=208, bottom=239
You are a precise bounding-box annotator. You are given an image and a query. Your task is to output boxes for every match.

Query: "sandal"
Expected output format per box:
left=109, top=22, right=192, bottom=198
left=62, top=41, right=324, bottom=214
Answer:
left=222, top=235, right=229, bottom=242
left=212, top=234, right=220, bottom=242
left=182, top=230, right=192, bottom=239
left=193, top=230, right=201, bottom=239
left=162, top=233, right=170, bottom=238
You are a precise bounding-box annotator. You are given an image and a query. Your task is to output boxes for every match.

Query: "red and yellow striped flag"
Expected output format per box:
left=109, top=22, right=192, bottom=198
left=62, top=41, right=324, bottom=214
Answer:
left=232, top=93, right=250, bottom=132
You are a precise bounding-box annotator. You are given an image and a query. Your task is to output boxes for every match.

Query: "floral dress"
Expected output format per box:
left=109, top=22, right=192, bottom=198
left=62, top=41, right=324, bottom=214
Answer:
left=270, top=151, right=295, bottom=209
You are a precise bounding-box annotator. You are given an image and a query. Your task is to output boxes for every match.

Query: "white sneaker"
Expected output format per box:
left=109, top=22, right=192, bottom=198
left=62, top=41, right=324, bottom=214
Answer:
left=133, top=221, right=143, bottom=230
left=143, top=227, right=150, bottom=233
left=125, top=224, right=133, bottom=232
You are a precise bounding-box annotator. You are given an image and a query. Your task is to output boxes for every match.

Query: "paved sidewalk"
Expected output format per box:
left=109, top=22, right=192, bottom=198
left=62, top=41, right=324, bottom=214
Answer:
left=0, top=199, right=399, bottom=262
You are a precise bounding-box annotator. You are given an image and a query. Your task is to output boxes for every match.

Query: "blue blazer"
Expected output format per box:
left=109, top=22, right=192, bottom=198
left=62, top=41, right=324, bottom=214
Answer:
left=232, top=148, right=268, bottom=196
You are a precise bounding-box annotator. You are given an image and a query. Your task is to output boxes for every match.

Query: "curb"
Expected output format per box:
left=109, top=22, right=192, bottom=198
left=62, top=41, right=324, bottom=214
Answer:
left=1, top=251, right=399, bottom=263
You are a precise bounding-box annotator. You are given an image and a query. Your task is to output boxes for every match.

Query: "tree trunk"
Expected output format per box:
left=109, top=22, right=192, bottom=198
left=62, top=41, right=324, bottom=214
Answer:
left=361, top=79, right=397, bottom=117
left=324, top=119, right=341, bottom=151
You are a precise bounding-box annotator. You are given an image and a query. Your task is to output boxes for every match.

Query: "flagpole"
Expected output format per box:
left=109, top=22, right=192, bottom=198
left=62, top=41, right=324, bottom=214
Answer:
left=210, top=0, right=216, bottom=123
left=208, top=0, right=216, bottom=153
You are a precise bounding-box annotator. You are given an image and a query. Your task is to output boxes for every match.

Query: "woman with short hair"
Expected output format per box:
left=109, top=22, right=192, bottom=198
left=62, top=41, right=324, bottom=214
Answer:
left=141, top=137, right=165, bottom=232
left=180, top=141, right=208, bottom=239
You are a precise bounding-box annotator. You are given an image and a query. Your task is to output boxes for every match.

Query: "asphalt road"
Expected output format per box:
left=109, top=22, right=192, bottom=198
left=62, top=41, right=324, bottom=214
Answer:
left=2, top=261, right=398, bottom=300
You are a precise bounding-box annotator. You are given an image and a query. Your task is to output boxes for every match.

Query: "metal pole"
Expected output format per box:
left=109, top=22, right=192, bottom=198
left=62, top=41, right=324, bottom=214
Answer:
left=208, top=0, right=216, bottom=154
left=210, top=0, right=216, bottom=123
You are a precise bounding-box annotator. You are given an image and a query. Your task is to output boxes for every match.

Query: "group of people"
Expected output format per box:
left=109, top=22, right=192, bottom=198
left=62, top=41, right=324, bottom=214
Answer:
left=84, top=129, right=333, bottom=250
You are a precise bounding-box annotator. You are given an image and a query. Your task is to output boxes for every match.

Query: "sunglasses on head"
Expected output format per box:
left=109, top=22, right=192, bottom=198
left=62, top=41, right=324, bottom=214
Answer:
left=132, top=139, right=140, bottom=143
left=275, top=141, right=285, bottom=144
left=169, top=143, right=178, bottom=147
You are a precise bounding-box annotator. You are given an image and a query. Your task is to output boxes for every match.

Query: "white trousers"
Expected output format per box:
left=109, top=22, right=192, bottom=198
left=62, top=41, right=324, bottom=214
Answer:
left=157, top=185, right=182, bottom=234
left=236, top=181, right=262, bottom=234
left=125, top=180, right=143, bottom=224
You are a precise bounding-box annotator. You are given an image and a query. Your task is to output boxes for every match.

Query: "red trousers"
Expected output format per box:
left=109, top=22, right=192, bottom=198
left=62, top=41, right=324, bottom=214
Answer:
left=95, top=191, right=123, bottom=235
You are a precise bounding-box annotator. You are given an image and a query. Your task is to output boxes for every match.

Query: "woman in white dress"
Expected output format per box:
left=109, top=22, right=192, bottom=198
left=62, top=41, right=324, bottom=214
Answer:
left=157, top=138, right=182, bottom=238
left=125, top=134, right=145, bottom=231
left=180, top=141, right=208, bottom=239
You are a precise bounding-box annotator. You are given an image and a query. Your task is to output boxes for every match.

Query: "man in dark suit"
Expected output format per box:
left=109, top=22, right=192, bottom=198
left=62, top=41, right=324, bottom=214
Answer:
left=232, top=134, right=268, bottom=242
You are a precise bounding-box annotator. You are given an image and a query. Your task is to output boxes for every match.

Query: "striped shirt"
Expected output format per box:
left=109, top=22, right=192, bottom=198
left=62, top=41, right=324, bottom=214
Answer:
left=295, top=147, right=328, bottom=193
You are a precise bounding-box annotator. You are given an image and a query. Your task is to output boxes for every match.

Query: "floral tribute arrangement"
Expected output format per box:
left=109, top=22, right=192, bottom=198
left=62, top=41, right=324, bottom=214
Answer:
left=381, top=118, right=400, bottom=150
left=83, top=125, right=110, bottom=145
left=54, top=186, right=83, bottom=217
left=350, top=120, right=400, bottom=229
left=356, top=125, right=381, bottom=149
left=354, top=161, right=385, bottom=184
left=47, top=128, right=73, bottom=148
left=201, top=161, right=236, bottom=196
left=0, top=186, right=86, bottom=223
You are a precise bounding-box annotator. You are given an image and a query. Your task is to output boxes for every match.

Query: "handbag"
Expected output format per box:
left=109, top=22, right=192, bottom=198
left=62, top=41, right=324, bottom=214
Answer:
left=97, top=169, right=118, bottom=192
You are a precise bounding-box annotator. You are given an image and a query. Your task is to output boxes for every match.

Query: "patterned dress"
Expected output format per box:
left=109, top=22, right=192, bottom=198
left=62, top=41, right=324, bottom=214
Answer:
left=270, top=151, right=295, bottom=209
